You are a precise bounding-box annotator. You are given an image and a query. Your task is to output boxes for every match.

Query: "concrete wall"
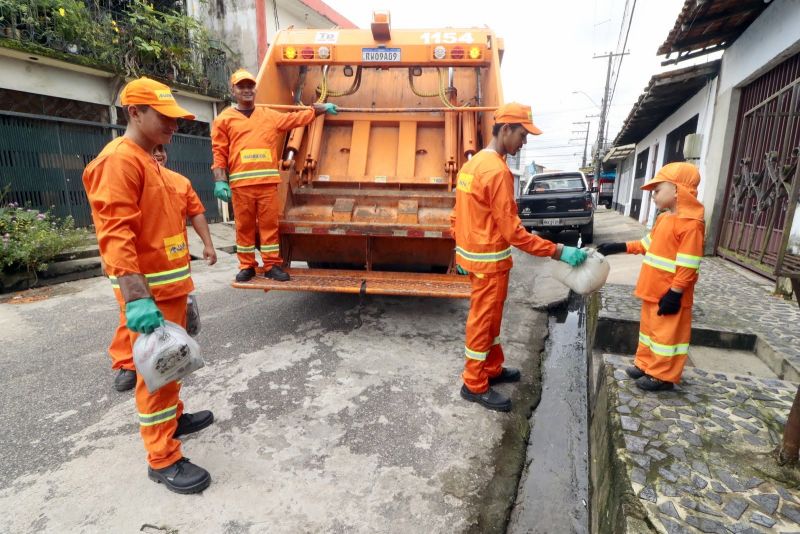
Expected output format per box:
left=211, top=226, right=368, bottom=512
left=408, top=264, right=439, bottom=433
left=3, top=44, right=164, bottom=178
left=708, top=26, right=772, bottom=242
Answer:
left=702, top=0, right=800, bottom=254
left=0, top=52, right=217, bottom=124
left=613, top=154, right=634, bottom=215
left=192, top=0, right=342, bottom=75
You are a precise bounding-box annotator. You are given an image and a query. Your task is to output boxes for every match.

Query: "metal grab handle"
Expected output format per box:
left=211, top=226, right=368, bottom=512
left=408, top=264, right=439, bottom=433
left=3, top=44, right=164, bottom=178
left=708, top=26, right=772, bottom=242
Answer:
left=257, top=104, right=499, bottom=113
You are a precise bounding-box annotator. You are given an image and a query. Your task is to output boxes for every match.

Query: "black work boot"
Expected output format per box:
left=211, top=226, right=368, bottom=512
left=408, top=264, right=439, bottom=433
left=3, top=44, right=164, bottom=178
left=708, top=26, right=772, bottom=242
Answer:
left=173, top=410, right=214, bottom=439
left=265, top=265, right=290, bottom=281
left=113, top=369, right=136, bottom=392
left=148, top=458, right=211, bottom=494
left=626, top=365, right=645, bottom=379
left=235, top=267, right=256, bottom=282
left=635, top=375, right=675, bottom=392
left=460, top=385, right=512, bottom=412
left=489, top=367, right=521, bottom=385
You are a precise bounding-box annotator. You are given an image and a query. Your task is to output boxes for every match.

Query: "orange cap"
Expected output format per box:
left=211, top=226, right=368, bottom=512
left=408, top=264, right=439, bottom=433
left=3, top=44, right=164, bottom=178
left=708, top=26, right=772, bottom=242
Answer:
left=641, top=162, right=701, bottom=193
left=494, top=102, right=542, bottom=135
left=230, top=68, right=257, bottom=86
left=120, top=77, right=195, bottom=120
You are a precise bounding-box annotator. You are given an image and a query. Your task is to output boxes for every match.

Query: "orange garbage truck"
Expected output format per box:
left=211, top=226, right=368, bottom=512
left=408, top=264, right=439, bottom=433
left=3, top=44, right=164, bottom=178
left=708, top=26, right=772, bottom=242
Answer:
left=233, top=12, right=504, bottom=299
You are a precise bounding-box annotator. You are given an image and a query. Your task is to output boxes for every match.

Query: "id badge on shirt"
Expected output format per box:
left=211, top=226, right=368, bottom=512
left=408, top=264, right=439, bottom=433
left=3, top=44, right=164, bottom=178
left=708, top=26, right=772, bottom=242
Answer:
left=164, top=233, right=188, bottom=261
left=240, top=148, right=272, bottom=163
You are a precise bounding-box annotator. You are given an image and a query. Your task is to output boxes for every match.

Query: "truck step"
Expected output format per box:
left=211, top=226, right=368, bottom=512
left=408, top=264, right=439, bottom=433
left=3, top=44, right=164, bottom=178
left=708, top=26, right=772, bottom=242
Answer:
left=233, top=268, right=470, bottom=299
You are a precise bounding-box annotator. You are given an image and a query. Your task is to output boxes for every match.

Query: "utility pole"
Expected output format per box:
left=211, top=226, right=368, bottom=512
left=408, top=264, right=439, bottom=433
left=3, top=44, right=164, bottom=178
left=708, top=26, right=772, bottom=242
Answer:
left=572, top=121, right=591, bottom=168
left=593, top=51, right=629, bottom=181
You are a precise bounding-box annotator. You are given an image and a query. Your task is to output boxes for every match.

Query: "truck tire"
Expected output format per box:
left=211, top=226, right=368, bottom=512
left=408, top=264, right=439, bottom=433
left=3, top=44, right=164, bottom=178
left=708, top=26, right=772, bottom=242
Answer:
left=580, top=221, right=594, bottom=245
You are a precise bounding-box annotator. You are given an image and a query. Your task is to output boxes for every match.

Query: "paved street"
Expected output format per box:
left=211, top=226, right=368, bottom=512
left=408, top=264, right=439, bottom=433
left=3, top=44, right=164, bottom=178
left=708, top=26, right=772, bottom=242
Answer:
left=0, top=242, right=568, bottom=533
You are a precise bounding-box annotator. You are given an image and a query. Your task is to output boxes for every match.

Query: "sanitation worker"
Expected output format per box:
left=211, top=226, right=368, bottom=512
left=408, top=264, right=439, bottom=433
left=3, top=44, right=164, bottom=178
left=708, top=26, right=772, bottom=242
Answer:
left=453, top=102, right=587, bottom=412
left=211, top=68, right=337, bottom=282
left=83, top=77, right=214, bottom=494
left=106, top=144, right=217, bottom=392
left=597, top=162, right=705, bottom=391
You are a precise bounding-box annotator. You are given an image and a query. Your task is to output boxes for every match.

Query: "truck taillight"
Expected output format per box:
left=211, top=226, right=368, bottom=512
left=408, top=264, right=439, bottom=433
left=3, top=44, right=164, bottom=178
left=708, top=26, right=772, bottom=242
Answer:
left=301, top=47, right=315, bottom=60
left=469, top=46, right=481, bottom=59
left=450, top=46, right=465, bottom=60
left=284, top=46, right=297, bottom=60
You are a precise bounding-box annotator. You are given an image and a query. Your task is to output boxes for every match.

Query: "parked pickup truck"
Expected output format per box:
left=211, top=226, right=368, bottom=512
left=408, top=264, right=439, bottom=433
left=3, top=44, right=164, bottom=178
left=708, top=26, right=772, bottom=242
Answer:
left=517, top=171, right=594, bottom=243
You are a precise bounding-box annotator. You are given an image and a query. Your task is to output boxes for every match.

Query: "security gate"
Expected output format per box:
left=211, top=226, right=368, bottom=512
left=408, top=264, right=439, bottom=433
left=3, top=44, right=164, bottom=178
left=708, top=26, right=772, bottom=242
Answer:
left=717, top=53, right=800, bottom=290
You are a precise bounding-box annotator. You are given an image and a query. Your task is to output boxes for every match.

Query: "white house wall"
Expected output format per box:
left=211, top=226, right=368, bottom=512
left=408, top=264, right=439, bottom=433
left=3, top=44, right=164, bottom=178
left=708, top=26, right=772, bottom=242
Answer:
left=0, top=54, right=112, bottom=106
left=620, top=78, right=717, bottom=227
left=702, top=0, right=800, bottom=254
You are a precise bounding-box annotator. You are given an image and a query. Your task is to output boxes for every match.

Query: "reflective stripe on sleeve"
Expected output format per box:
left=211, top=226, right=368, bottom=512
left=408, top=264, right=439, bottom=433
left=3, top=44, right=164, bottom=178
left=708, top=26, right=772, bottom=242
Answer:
left=228, top=169, right=280, bottom=183
left=642, top=252, right=676, bottom=273
left=675, top=253, right=701, bottom=270
left=109, top=265, right=191, bottom=289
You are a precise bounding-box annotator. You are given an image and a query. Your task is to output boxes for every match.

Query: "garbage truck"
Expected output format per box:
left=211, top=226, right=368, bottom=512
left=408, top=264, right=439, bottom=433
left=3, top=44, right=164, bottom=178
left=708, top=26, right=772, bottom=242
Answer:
left=233, top=12, right=504, bottom=298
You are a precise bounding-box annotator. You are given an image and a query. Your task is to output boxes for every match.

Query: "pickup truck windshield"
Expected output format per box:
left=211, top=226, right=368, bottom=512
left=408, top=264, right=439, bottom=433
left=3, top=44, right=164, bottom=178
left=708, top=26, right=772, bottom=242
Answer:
left=527, top=175, right=586, bottom=195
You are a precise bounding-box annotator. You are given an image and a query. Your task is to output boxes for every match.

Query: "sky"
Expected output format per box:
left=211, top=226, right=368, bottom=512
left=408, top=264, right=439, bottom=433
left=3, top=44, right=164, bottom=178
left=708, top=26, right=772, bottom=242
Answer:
left=323, top=0, right=688, bottom=171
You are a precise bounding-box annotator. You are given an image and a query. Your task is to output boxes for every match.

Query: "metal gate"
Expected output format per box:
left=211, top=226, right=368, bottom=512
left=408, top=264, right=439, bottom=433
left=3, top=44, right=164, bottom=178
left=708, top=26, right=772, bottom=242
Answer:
left=717, top=53, right=800, bottom=282
left=0, top=110, right=219, bottom=226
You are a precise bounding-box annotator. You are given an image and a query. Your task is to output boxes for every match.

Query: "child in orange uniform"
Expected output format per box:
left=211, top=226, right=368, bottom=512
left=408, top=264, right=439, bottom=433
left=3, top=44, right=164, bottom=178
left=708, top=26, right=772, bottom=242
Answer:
left=597, top=162, right=705, bottom=391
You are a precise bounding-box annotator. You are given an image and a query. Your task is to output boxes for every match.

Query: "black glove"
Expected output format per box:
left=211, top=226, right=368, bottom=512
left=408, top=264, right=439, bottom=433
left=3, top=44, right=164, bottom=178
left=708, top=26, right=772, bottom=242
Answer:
left=596, top=242, right=627, bottom=256
left=657, top=289, right=682, bottom=316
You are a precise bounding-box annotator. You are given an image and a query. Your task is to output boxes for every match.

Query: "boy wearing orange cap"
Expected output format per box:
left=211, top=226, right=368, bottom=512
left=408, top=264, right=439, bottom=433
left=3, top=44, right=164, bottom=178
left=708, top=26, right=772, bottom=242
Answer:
left=83, top=77, right=214, bottom=494
left=597, top=162, right=705, bottom=391
left=211, top=68, right=337, bottom=282
left=453, top=102, right=587, bottom=412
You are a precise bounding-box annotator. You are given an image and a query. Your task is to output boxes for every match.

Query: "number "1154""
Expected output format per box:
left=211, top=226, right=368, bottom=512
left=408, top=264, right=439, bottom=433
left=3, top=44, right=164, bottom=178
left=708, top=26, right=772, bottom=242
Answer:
left=420, top=32, right=474, bottom=44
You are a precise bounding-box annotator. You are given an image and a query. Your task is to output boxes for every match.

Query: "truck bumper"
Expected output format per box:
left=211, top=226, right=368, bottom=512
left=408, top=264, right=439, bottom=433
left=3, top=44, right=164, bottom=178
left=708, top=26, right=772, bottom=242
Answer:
left=521, top=215, right=593, bottom=230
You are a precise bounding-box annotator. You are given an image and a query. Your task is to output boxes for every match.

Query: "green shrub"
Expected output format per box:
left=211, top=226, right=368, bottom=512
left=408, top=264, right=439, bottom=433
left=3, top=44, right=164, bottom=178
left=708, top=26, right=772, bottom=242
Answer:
left=0, top=201, right=88, bottom=274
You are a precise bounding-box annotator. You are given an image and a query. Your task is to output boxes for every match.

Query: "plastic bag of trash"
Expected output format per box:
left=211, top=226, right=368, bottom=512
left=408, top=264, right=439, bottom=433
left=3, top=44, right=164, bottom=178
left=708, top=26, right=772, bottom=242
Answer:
left=133, top=321, right=203, bottom=393
left=552, top=248, right=610, bottom=295
left=186, top=294, right=200, bottom=337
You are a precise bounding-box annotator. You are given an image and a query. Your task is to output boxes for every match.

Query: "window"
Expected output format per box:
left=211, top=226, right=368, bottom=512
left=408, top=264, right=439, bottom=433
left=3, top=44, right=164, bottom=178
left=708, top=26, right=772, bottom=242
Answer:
left=527, top=174, right=586, bottom=194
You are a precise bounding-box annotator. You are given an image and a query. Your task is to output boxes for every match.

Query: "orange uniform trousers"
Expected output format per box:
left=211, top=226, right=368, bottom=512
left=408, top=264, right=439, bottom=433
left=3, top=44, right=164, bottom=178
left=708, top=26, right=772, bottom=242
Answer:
left=113, top=296, right=187, bottom=469
left=232, top=184, right=281, bottom=271
left=634, top=301, right=692, bottom=384
left=463, top=270, right=510, bottom=393
left=108, top=310, right=136, bottom=371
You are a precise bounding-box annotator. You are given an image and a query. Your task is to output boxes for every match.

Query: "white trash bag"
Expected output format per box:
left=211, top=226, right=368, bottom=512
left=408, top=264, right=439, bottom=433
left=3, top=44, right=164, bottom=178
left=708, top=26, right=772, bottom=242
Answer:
left=133, top=320, right=203, bottom=393
left=552, top=248, right=610, bottom=295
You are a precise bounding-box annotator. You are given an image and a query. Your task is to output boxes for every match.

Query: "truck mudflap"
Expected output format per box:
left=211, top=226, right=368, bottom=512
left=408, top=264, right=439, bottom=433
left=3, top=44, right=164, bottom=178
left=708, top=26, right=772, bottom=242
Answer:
left=232, top=267, right=471, bottom=298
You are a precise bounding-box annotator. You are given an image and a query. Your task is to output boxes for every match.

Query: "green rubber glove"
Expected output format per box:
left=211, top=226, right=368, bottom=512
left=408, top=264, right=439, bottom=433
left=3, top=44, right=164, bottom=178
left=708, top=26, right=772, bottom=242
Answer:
left=214, top=181, right=231, bottom=202
left=559, top=246, right=588, bottom=267
left=126, top=298, right=164, bottom=334
left=455, top=265, right=468, bottom=275
left=322, top=103, right=338, bottom=115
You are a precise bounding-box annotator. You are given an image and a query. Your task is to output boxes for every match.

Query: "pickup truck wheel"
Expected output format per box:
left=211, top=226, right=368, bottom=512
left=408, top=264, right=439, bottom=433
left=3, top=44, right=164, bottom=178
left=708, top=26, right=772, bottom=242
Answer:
left=580, top=222, right=594, bottom=244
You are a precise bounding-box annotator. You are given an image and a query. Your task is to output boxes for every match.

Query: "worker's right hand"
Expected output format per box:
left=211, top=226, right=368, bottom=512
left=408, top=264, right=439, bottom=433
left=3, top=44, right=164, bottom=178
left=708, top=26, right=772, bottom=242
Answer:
left=559, top=246, right=588, bottom=267
left=214, top=181, right=231, bottom=202
left=596, top=243, right=627, bottom=256
left=125, top=298, right=164, bottom=334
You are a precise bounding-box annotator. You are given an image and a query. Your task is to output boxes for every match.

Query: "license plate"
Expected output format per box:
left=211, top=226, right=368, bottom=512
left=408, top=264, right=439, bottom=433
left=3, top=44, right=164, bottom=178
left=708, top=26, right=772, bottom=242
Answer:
left=362, top=47, right=401, bottom=62
left=541, top=218, right=561, bottom=226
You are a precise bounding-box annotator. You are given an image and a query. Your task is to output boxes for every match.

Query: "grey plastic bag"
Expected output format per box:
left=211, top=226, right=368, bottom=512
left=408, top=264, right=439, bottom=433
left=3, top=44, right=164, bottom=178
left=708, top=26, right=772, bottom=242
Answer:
left=133, top=321, right=203, bottom=393
left=186, top=294, right=200, bottom=337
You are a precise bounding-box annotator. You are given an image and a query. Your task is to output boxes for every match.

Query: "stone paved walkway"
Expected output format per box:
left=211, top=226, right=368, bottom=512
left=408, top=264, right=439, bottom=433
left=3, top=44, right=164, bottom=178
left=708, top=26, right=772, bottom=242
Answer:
left=599, top=257, right=800, bottom=382
left=598, top=355, right=800, bottom=534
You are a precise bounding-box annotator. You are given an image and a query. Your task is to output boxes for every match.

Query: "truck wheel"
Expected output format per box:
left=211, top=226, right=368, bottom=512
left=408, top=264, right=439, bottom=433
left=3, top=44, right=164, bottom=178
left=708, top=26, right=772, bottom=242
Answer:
left=580, top=222, right=594, bottom=244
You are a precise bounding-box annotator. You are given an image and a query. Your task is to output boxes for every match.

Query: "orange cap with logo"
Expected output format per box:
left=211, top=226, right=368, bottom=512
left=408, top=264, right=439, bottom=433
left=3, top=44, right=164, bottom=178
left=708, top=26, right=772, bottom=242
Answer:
left=120, top=77, right=195, bottom=120
left=230, top=68, right=257, bottom=86
left=494, top=102, right=542, bottom=135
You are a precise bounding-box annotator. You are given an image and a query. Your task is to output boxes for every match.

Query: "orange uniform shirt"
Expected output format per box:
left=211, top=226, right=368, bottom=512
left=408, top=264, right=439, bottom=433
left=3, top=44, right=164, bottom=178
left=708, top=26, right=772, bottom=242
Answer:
left=83, top=137, right=194, bottom=301
left=453, top=149, right=557, bottom=274
left=211, top=106, right=315, bottom=188
left=627, top=212, right=705, bottom=308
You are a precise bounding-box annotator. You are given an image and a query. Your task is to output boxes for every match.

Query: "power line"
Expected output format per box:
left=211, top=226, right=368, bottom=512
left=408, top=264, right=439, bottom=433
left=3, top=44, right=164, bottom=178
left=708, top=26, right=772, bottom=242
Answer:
left=609, top=0, right=637, bottom=106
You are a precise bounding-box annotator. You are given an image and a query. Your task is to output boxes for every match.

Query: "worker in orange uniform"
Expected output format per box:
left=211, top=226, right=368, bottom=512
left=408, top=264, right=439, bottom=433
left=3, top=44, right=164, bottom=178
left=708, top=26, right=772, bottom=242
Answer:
left=453, top=103, right=587, bottom=412
left=107, top=144, right=217, bottom=392
left=597, top=162, right=705, bottom=391
left=211, top=68, right=337, bottom=282
left=83, top=77, right=214, bottom=494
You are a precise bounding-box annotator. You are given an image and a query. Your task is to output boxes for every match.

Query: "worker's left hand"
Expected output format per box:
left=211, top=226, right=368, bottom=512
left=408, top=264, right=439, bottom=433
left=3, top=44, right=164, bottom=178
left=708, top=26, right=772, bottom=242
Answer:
left=559, top=246, right=587, bottom=267
left=214, top=181, right=231, bottom=202
left=203, top=244, right=217, bottom=266
left=314, top=103, right=338, bottom=115
left=657, top=289, right=682, bottom=316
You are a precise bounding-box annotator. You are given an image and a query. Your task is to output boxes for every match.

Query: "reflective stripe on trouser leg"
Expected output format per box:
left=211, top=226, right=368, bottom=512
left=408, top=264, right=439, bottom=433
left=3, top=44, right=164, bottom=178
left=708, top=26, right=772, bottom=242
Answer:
left=634, top=301, right=692, bottom=384
left=258, top=184, right=283, bottom=269
left=108, top=304, right=135, bottom=371
left=133, top=295, right=188, bottom=469
left=231, top=186, right=258, bottom=270
left=463, top=270, right=510, bottom=393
